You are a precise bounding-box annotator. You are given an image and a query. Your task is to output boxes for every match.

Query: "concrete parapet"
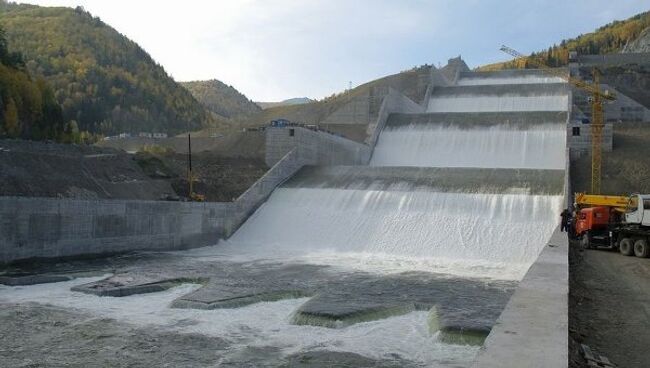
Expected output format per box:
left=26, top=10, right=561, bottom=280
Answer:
left=473, top=226, right=568, bottom=368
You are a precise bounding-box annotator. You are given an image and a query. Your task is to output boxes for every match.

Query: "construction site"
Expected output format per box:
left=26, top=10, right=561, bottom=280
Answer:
left=2, top=32, right=650, bottom=367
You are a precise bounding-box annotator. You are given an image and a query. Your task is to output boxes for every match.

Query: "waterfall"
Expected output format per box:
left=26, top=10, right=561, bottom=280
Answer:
left=370, top=123, right=566, bottom=169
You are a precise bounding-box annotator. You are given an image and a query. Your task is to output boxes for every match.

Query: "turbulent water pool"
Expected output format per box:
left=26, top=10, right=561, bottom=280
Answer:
left=0, top=251, right=515, bottom=367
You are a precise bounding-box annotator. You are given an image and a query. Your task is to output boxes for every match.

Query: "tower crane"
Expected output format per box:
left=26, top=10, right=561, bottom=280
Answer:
left=499, top=45, right=616, bottom=194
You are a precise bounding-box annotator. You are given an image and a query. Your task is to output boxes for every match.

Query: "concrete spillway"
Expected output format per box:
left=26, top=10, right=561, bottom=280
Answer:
left=457, top=70, right=565, bottom=86
left=427, top=83, right=569, bottom=113
left=370, top=113, right=567, bottom=169
left=230, top=72, right=568, bottom=281
left=230, top=165, right=564, bottom=280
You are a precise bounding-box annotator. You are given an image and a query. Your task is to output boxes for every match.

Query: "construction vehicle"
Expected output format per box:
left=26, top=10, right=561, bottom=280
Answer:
left=574, top=192, right=650, bottom=258
left=499, top=46, right=616, bottom=194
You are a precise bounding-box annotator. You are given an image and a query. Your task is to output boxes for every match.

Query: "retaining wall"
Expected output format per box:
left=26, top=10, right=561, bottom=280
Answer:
left=567, top=123, right=614, bottom=152
left=0, top=148, right=303, bottom=264
left=0, top=197, right=233, bottom=264
left=473, top=226, right=568, bottom=368
left=265, top=127, right=371, bottom=167
left=366, top=88, right=425, bottom=148
left=576, top=52, right=650, bottom=66
left=229, top=149, right=303, bottom=236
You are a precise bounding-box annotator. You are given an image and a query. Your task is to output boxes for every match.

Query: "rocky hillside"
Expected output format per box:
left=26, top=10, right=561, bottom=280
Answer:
left=479, top=10, right=650, bottom=70
left=623, top=27, right=650, bottom=53
left=181, top=79, right=261, bottom=119
left=0, top=2, right=215, bottom=135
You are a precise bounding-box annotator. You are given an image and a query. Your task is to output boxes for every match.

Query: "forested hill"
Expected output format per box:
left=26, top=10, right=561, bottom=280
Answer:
left=479, top=10, right=650, bottom=71
left=181, top=79, right=261, bottom=119
left=0, top=2, right=215, bottom=135
left=0, top=24, right=67, bottom=141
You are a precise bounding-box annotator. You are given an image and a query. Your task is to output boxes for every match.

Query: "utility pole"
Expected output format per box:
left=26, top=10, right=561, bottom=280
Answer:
left=187, top=133, right=193, bottom=199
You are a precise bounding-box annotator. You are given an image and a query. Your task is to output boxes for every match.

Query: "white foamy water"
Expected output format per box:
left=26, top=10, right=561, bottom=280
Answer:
left=457, top=76, right=565, bottom=86
left=226, top=187, right=563, bottom=280
left=370, top=124, right=566, bottom=169
left=0, top=278, right=478, bottom=367
left=427, top=95, right=568, bottom=112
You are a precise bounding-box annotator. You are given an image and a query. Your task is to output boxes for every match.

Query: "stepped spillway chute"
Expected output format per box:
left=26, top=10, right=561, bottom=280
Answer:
left=229, top=68, right=568, bottom=281
left=370, top=114, right=567, bottom=169
left=228, top=166, right=564, bottom=280
left=427, top=83, right=569, bottom=113
left=457, top=70, right=566, bottom=86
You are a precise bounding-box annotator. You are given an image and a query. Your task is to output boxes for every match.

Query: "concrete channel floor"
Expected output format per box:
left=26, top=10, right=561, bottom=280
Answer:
left=0, top=249, right=516, bottom=367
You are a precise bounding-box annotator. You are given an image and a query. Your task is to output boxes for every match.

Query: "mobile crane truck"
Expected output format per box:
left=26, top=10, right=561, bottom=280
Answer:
left=575, top=193, right=650, bottom=258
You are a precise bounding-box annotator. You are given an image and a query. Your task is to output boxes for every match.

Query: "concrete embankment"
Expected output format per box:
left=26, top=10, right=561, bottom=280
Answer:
left=473, top=226, right=568, bottom=368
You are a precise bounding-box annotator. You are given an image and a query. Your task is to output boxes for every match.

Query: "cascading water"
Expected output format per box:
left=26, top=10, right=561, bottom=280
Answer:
left=370, top=123, right=566, bottom=169
left=229, top=185, right=563, bottom=279
left=456, top=76, right=565, bottom=86
left=229, top=75, right=568, bottom=281
left=427, top=95, right=569, bottom=112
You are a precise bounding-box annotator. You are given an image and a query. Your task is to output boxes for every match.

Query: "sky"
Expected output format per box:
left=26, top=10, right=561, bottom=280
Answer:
left=16, top=0, right=650, bottom=101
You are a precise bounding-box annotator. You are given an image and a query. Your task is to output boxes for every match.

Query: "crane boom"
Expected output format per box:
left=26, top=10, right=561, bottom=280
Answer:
left=499, top=45, right=617, bottom=194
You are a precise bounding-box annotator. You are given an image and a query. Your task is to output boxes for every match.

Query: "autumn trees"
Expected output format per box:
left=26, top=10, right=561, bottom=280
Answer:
left=0, top=24, right=65, bottom=140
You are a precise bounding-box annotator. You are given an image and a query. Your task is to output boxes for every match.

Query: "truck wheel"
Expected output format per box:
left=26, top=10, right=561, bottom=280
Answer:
left=620, top=238, right=634, bottom=256
left=634, top=239, right=650, bottom=258
left=581, top=233, right=591, bottom=249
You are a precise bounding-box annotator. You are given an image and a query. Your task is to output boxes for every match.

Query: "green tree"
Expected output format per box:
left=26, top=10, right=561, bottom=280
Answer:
left=3, top=98, right=19, bottom=137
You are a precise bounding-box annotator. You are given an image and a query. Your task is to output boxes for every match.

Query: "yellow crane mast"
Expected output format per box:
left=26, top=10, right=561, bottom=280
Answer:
left=499, top=45, right=616, bottom=194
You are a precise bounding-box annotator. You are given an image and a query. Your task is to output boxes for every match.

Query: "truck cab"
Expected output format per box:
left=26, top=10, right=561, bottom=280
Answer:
left=575, top=206, right=610, bottom=237
left=624, top=194, right=650, bottom=226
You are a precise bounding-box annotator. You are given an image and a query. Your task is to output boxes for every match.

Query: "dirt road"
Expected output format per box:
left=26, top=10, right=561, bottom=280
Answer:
left=570, top=244, right=650, bottom=367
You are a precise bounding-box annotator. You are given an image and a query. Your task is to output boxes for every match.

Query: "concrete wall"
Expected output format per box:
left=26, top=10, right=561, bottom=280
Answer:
left=429, top=56, right=470, bottom=87
left=473, top=226, right=568, bottom=368
left=576, top=52, right=650, bottom=66
left=228, top=149, right=303, bottom=236
left=320, top=87, right=387, bottom=126
left=0, top=148, right=304, bottom=264
left=265, top=127, right=371, bottom=167
left=366, top=88, right=425, bottom=148
left=0, top=197, right=233, bottom=264
left=567, top=123, right=613, bottom=152
left=601, top=84, right=650, bottom=122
